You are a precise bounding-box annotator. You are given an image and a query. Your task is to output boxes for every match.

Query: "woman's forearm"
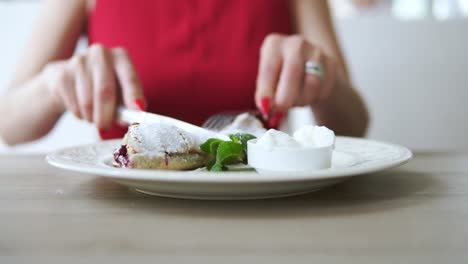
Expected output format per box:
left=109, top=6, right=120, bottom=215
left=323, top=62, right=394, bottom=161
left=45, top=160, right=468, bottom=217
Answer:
left=0, top=77, right=64, bottom=145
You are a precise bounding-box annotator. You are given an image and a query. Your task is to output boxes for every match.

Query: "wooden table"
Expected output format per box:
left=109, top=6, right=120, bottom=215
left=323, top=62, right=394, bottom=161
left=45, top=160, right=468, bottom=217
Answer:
left=0, top=153, right=467, bottom=263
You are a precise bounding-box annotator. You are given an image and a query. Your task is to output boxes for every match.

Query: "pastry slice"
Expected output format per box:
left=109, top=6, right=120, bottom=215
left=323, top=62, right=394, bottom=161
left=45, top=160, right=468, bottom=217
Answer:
left=113, top=122, right=210, bottom=170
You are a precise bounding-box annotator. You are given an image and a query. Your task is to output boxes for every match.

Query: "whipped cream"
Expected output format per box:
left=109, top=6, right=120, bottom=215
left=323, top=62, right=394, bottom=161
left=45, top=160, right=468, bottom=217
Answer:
left=256, top=129, right=301, bottom=150
left=293, top=125, right=335, bottom=147
left=255, top=125, right=335, bottom=150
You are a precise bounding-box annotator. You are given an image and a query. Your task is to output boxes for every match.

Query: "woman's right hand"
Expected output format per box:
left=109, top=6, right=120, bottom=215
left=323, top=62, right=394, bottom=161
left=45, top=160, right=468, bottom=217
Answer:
left=40, top=44, right=146, bottom=130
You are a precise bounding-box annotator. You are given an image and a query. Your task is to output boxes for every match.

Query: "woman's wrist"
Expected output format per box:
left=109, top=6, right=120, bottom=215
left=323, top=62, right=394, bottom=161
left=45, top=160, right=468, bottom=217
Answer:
left=0, top=74, right=66, bottom=145
left=312, top=70, right=347, bottom=110
left=36, top=71, right=66, bottom=116
left=310, top=73, right=369, bottom=137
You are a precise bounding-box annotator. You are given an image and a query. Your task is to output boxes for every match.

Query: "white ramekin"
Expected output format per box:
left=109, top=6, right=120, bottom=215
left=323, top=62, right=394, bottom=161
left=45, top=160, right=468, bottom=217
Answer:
left=247, top=139, right=334, bottom=173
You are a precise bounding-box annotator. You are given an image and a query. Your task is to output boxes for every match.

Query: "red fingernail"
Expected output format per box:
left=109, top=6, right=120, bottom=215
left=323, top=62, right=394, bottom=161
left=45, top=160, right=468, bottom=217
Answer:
left=98, top=122, right=128, bottom=139
left=268, top=112, right=285, bottom=129
left=113, top=121, right=126, bottom=128
left=134, top=99, right=146, bottom=111
left=98, top=123, right=115, bottom=135
left=260, top=97, right=271, bottom=117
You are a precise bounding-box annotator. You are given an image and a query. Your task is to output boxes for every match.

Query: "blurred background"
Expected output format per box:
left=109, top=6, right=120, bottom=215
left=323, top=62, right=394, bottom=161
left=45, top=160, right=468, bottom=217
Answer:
left=0, top=0, right=467, bottom=153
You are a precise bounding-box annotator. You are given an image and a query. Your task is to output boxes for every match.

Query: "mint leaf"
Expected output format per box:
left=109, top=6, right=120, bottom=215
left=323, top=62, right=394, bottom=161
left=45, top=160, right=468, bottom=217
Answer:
left=209, top=141, right=244, bottom=171
left=229, top=133, right=256, bottom=149
left=200, top=138, right=223, bottom=170
left=206, top=160, right=216, bottom=170
left=200, top=138, right=223, bottom=155
left=216, top=141, right=245, bottom=165
left=228, top=134, right=240, bottom=144
left=200, top=133, right=256, bottom=172
left=210, top=163, right=226, bottom=172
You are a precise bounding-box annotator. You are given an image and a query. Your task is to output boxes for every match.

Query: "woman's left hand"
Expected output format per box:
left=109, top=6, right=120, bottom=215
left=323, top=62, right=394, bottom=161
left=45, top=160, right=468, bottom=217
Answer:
left=255, top=34, right=338, bottom=128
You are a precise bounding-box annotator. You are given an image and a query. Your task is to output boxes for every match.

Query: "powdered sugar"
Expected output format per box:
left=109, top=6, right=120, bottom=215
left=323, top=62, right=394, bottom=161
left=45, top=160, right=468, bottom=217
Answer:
left=128, top=123, right=196, bottom=155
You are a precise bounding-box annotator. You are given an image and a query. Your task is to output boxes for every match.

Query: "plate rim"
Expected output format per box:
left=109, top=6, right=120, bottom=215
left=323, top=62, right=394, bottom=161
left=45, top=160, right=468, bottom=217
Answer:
left=46, top=136, right=413, bottom=183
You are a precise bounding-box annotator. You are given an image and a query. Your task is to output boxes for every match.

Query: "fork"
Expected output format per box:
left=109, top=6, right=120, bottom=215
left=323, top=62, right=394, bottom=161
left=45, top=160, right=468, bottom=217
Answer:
left=202, top=110, right=263, bottom=131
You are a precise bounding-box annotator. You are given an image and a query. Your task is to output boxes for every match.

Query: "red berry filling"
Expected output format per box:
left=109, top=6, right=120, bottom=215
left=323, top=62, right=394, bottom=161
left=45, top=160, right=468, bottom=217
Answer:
left=113, top=145, right=131, bottom=167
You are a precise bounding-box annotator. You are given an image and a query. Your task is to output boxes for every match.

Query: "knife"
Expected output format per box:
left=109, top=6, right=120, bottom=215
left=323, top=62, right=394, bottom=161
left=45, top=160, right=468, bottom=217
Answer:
left=116, top=107, right=229, bottom=143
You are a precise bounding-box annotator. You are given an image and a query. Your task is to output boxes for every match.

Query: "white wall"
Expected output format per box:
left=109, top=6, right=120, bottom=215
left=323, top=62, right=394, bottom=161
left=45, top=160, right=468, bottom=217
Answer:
left=336, top=18, right=468, bottom=151
left=0, top=2, right=37, bottom=90
left=1, top=2, right=467, bottom=152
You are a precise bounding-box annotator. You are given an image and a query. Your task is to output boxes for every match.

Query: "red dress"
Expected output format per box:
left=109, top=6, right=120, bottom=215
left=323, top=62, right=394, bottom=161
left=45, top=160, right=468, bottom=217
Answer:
left=88, top=0, right=293, bottom=139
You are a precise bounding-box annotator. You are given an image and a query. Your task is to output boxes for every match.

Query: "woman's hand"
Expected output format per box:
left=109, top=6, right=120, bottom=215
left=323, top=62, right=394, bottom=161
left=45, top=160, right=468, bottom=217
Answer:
left=40, top=44, right=146, bottom=130
left=255, top=34, right=338, bottom=128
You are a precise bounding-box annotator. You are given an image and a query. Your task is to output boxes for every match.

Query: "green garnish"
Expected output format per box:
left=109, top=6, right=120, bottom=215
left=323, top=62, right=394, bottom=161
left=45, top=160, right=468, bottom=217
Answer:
left=200, top=133, right=256, bottom=171
left=229, top=133, right=257, bottom=149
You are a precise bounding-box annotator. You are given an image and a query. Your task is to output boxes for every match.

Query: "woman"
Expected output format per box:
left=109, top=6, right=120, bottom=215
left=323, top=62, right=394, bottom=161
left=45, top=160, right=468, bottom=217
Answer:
left=0, top=0, right=368, bottom=145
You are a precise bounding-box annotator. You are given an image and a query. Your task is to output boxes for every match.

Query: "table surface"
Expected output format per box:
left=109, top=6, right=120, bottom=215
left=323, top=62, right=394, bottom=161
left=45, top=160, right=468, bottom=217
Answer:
left=0, top=153, right=467, bottom=263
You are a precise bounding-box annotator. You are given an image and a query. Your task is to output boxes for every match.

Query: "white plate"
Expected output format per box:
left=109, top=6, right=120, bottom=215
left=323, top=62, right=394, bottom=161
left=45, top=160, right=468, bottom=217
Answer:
left=46, top=137, right=412, bottom=200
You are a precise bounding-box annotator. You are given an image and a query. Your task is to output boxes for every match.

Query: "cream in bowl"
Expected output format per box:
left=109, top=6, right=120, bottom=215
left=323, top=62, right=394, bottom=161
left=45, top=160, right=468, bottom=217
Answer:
left=247, top=125, right=335, bottom=173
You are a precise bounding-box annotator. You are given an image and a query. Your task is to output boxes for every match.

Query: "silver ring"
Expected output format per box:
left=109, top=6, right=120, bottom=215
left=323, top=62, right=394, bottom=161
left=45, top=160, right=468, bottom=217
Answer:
left=305, top=61, right=324, bottom=78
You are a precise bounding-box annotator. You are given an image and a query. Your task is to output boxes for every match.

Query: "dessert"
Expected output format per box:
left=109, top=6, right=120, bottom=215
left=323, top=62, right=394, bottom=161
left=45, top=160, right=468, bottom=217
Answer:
left=112, top=112, right=334, bottom=172
left=113, top=123, right=210, bottom=170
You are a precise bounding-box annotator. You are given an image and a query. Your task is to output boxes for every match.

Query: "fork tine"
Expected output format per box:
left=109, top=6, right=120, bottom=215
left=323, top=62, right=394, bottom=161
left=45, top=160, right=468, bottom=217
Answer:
left=202, top=116, right=220, bottom=130
left=213, top=117, right=229, bottom=130
left=202, top=114, right=236, bottom=131
left=219, top=115, right=236, bottom=128
left=201, top=116, right=218, bottom=130
left=210, top=116, right=228, bottom=130
left=203, top=110, right=263, bottom=131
